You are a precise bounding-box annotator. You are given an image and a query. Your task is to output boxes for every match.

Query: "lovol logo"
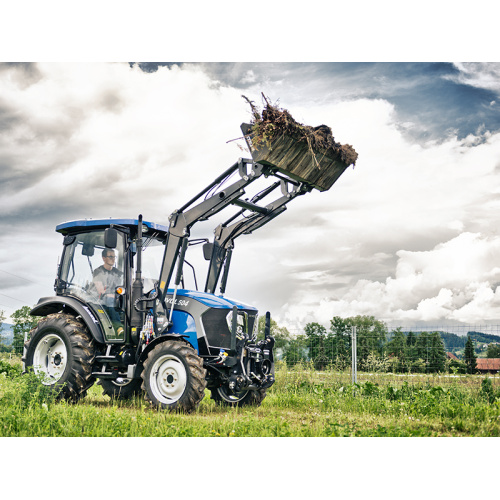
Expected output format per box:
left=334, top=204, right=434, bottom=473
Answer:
left=165, top=297, right=190, bottom=307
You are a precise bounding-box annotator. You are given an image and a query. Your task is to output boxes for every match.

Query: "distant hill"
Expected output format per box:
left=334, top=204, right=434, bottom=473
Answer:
left=401, top=329, right=500, bottom=355
left=440, top=330, right=500, bottom=351
left=439, top=331, right=467, bottom=350
left=468, top=331, right=500, bottom=344
left=0, top=323, right=13, bottom=345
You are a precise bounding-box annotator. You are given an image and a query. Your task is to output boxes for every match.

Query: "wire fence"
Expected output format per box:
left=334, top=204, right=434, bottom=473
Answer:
left=5, top=319, right=500, bottom=388
left=276, top=324, right=500, bottom=388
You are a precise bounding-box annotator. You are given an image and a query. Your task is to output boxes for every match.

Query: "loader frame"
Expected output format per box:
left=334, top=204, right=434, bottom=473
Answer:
left=157, top=157, right=312, bottom=317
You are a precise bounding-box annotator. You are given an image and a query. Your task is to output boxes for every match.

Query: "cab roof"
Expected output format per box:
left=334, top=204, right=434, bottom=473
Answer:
left=55, top=218, right=169, bottom=238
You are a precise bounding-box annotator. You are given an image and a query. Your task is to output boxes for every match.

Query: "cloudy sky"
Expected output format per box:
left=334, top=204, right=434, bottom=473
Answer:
left=1, top=61, right=500, bottom=333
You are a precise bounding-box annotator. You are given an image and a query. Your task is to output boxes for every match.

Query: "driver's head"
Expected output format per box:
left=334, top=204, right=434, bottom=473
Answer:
left=102, top=249, right=116, bottom=268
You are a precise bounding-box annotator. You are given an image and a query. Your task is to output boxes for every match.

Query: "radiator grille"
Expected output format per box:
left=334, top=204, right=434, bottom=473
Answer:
left=202, top=308, right=232, bottom=349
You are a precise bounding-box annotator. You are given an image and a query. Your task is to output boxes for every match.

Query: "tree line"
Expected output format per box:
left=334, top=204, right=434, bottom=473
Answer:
left=258, top=315, right=480, bottom=374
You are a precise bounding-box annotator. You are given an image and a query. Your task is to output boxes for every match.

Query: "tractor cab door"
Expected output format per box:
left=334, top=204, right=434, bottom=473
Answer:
left=58, top=230, right=127, bottom=342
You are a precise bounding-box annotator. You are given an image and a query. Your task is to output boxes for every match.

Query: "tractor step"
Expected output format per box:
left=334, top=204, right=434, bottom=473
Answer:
left=95, top=355, right=119, bottom=363
left=91, top=370, right=126, bottom=379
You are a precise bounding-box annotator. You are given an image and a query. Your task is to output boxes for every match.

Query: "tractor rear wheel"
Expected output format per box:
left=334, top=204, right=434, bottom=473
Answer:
left=210, top=386, right=267, bottom=407
left=23, top=313, right=96, bottom=402
left=98, top=377, right=143, bottom=400
left=141, top=340, right=206, bottom=412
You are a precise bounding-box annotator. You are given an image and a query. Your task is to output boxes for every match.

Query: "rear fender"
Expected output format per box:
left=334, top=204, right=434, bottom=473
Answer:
left=31, top=296, right=106, bottom=344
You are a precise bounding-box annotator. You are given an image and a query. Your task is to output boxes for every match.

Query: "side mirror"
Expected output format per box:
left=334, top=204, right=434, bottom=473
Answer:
left=203, top=242, right=213, bottom=261
left=82, top=242, right=95, bottom=256
left=104, top=228, right=118, bottom=249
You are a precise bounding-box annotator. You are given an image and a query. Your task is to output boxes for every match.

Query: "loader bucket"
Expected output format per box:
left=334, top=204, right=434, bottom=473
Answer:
left=241, top=123, right=351, bottom=192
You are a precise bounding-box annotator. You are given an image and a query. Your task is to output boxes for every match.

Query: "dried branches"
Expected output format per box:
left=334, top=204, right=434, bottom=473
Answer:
left=243, top=93, right=358, bottom=167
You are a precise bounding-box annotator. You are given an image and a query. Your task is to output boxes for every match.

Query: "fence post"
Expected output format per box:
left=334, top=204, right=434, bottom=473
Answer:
left=351, top=326, right=357, bottom=384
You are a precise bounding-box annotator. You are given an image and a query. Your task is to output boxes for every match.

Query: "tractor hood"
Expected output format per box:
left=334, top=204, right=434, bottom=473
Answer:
left=171, top=289, right=257, bottom=312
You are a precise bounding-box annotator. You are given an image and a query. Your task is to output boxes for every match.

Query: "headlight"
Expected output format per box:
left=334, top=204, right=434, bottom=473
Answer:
left=226, top=310, right=248, bottom=339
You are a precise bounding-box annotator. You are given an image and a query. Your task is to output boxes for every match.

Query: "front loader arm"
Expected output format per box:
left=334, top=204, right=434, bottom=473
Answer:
left=204, top=178, right=310, bottom=294
left=158, top=157, right=314, bottom=301
left=158, top=159, right=264, bottom=299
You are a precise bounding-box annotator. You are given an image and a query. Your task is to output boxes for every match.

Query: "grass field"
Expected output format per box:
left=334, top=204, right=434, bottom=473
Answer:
left=1, top=356, right=500, bottom=437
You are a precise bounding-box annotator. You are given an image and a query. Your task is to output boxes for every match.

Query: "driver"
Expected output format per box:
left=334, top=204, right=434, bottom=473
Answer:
left=93, top=249, right=123, bottom=309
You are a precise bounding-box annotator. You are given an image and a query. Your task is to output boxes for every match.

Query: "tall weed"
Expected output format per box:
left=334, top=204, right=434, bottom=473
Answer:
left=1, top=367, right=57, bottom=410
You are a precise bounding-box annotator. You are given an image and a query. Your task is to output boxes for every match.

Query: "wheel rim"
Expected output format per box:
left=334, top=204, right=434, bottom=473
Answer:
left=217, top=386, right=249, bottom=403
left=32, top=333, right=68, bottom=385
left=150, top=354, right=188, bottom=404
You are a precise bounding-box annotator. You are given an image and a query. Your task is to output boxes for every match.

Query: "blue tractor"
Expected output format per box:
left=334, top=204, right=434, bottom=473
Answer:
left=22, top=135, right=350, bottom=411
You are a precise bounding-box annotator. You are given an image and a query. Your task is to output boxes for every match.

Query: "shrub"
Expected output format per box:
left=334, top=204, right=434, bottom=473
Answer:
left=0, top=358, right=22, bottom=378
left=480, top=377, right=497, bottom=404
left=1, top=367, right=57, bottom=410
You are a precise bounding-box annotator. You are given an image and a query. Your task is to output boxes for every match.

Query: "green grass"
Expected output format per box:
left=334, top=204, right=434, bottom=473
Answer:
left=1, top=357, right=500, bottom=437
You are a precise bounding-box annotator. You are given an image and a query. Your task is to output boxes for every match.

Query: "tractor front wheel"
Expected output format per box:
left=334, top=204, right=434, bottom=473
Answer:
left=23, top=313, right=96, bottom=402
left=141, top=340, right=206, bottom=412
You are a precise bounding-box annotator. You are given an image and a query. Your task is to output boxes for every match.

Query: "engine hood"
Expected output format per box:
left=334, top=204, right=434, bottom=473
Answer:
left=170, top=289, right=257, bottom=311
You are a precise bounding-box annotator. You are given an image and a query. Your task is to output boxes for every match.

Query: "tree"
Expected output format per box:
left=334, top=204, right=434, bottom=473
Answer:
left=304, top=322, right=328, bottom=369
left=347, top=315, right=387, bottom=367
left=304, top=322, right=327, bottom=337
left=428, top=331, right=447, bottom=373
left=386, top=328, right=408, bottom=372
left=11, top=306, right=40, bottom=355
left=329, top=316, right=351, bottom=367
left=404, top=330, right=423, bottom=372
left=406, top=331, right=417, bottom=362
left=415, top=332, right=432, bottom=372
left=464, top=335, right=477, bottom=374
left=486, top=343, right=500, bottom=358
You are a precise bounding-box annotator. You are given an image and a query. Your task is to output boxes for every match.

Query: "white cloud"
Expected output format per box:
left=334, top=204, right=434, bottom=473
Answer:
left=279, top=232, right=500, bottom=328
left=448, top=63, right=500, bottom=93
left=0, top=63, right=256, bottom=220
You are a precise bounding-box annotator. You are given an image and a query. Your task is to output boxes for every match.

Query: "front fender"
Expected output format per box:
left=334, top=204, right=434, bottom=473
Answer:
left=137, top=333, right=197, bottom=365
left=31, top=296, right=106, bottom=344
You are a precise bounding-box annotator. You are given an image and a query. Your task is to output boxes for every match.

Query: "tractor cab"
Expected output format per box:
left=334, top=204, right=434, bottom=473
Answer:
left=54, top=218, right=169, bottom=343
